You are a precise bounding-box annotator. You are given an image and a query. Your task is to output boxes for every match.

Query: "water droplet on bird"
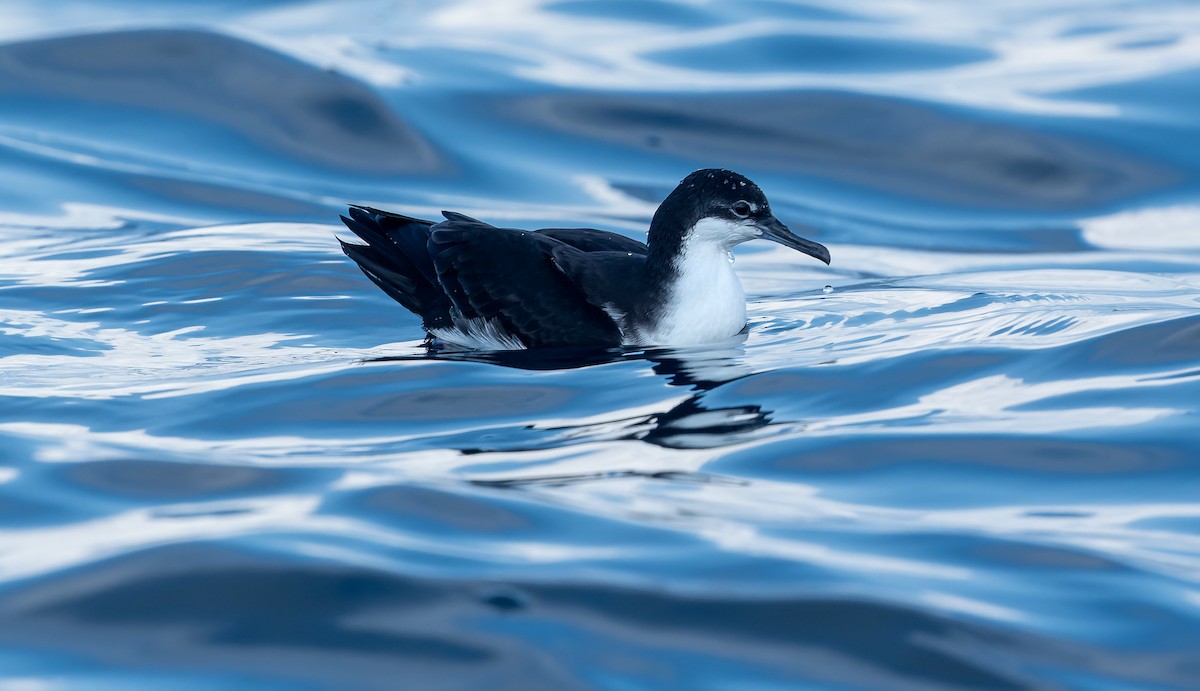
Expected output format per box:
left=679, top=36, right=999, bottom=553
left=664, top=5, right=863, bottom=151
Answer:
left=823, top=285, right=833, bottom=294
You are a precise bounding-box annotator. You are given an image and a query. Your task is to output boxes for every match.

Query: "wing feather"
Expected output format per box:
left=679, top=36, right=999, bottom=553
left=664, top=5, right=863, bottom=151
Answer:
left=430, top=221, right=624, bottom=348
left=535, top=228, right=648, bottom=255
left=339, top=207, right=452, bottom=328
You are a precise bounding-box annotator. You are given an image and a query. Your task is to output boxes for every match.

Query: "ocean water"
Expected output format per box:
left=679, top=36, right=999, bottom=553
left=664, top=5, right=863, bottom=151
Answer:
left=1, top=1, right=1199, bottom=688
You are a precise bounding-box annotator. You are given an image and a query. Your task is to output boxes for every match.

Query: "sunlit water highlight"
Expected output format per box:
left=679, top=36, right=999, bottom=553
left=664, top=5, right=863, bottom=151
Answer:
left=1, top=1, right=1199, bottom=689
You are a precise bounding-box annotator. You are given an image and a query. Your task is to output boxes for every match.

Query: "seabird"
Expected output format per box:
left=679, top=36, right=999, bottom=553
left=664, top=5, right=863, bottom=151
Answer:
left=338, top=168, right=831, bottom=350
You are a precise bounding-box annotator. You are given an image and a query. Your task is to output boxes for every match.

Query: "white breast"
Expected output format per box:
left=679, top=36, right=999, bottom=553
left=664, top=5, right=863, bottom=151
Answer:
left=632, top=219, right=748, bottom=346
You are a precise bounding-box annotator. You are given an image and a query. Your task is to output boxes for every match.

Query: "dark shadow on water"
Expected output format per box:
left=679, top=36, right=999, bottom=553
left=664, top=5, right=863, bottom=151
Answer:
left=52, top=459, right=318, bottom=502
left=0, top=28, right=446, bottom=175
left=366, top=341, right=779, bottom=454
left=492, top=91, right=1179, bottom=211
left=3, top=542, right=1196, bottom=691
left=490, top=395, right=775, bottom=454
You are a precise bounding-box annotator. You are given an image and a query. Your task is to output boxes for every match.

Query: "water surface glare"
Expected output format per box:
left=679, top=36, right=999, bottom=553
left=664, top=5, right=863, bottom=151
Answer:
left=1, top=1, right=1199, bottom=689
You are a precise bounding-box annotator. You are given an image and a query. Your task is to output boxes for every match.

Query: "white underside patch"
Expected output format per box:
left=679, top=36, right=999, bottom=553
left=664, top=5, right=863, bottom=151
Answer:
left=430, top=317, right=526, bottom=350
left=631, top=218, right=749, bottom=346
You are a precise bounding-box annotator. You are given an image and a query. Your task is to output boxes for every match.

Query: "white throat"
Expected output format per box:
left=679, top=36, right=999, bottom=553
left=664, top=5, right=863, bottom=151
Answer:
left=634, top=218, right=748, bottom=346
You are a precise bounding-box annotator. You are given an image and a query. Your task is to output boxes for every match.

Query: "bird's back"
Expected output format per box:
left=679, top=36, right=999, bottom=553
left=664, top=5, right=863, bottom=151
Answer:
left=339, top=207, right=649, bottom=349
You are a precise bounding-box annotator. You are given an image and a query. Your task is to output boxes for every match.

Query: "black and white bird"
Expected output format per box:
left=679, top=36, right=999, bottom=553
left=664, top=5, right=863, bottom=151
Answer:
left=338, top=169, right=830, bottom=350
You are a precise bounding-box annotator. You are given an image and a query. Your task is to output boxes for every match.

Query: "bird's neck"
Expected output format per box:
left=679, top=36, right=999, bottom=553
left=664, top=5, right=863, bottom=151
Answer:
left=645, top=213, right=688, bottom=287
left=639, top=220, right=747, bottom=345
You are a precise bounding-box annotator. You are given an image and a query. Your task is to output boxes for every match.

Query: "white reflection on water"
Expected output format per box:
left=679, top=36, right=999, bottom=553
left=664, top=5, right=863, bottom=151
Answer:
left=1084, top=205, right=1200, bottom=250
left=805, top=373, right=1177, bottom=435
left=744, top=276, right=1198, bottom=367
left=699, top=522, right=971, bottom=580
left=0, top=313, right=379, bottom=400
left=918, top=591, right=1027, bottom=623
left=0, top=421, right=462, bottom=468
left=925, top=502, right=1200, bottom=583
left=0, top=476, right=634, bottom=584
left=0, top=200, right=196, bottom=231
left=419, top=0, right=1200, bottom=114
left=0, top=2, right=1195, bottom=686
left=3, top=410, right=1199, bottom=641
left=0, top=495, right=322, bottom=583
left=3, top=0, right=1199, bottom=116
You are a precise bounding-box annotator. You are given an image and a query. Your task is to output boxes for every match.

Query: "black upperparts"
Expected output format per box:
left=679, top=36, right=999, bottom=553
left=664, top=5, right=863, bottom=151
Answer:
left=337, top=168, right=822, bottom=349
left=645, top=169, right=771, bottom=279
left=427, top=219, right=628, bottom=348
left=338, top=206, right=453, bottom=329
left=339, top=207, right=651, bottom=348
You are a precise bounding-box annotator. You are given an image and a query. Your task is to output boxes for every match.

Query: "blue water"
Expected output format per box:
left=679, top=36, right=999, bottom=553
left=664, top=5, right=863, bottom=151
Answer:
left=1, top=1, right=1199, bottom=689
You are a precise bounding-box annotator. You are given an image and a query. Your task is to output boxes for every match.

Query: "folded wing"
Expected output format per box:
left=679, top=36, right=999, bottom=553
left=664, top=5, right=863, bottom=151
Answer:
left=338, top=206, right=452, bottom=329
left=430, top=217, right=628, bottom=348
left=341, top=208, right=649, bottom=349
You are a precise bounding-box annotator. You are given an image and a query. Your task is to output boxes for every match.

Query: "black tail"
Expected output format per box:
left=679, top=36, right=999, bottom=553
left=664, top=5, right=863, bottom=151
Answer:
left=338, top=206, right=453, bottom=329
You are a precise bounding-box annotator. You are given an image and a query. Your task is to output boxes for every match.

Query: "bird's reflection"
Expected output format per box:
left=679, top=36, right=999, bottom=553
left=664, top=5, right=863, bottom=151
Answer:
left=367, top=337, right=780, bottom=462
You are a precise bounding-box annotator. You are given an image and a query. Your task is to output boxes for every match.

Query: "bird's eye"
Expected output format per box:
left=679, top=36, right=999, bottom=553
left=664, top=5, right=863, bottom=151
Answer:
left=731, top=200, right=752, bottom=218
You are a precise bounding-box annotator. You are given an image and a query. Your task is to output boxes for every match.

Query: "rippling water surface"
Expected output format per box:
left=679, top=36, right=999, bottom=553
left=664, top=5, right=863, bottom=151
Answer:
left=2, top=1, right=1200, bottom=689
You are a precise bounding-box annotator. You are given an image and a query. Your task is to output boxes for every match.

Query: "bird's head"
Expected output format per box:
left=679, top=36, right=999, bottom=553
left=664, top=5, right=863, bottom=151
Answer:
left=651, top=169, right=831, bottom=265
